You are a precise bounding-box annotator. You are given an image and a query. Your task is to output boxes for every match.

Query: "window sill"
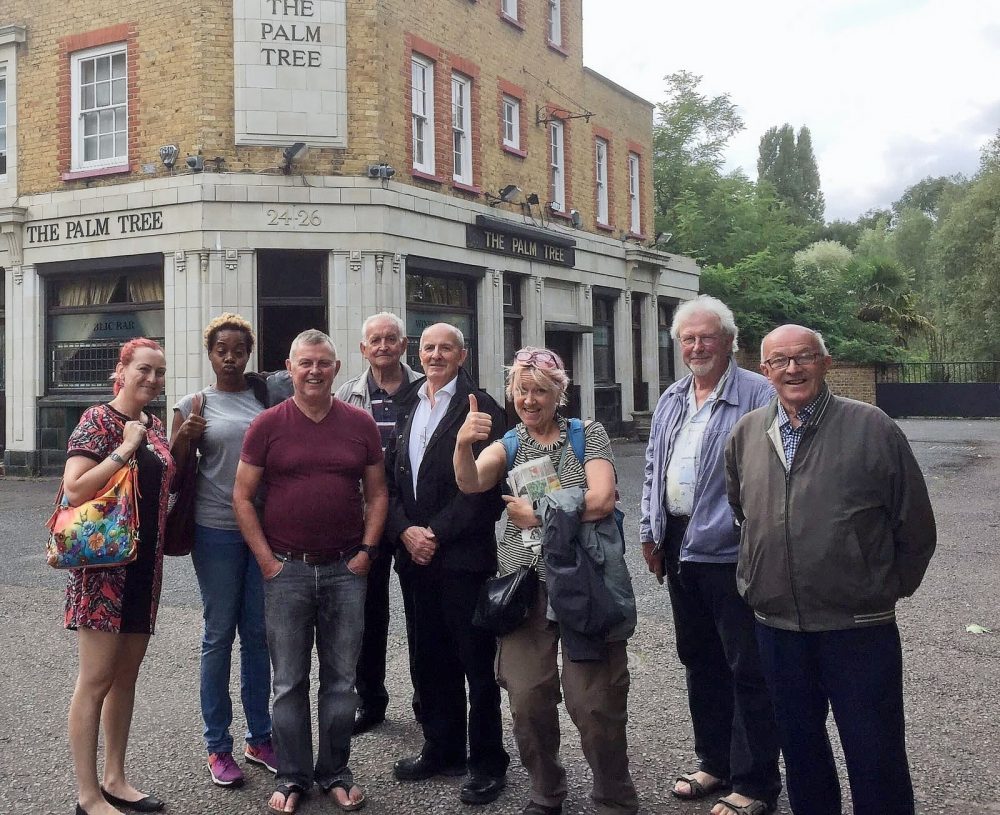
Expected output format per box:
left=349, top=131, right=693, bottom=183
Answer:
left=502, top=144, right=527, bottom=158
left=499, top=12, right=525, bottom=31
left=452, top=181, right=483, bottom=196
left=548, top=208, right=573, bottom=221
left=411, top=169, right=445, bottom=184
left=629, top=230, right=647, bottom=240
left=596, top=221, right=615, bottom=233
left=546, top=41, right=569, bottom=57
left=61, top=164, right=131, bottom=182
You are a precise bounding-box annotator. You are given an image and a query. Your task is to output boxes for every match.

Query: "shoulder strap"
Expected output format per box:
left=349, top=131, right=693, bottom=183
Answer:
left=502, top=427, right=519, bottom=471
left=192, top=391, right=205, bottom=417
left=567, top=417, right=585, bottom=465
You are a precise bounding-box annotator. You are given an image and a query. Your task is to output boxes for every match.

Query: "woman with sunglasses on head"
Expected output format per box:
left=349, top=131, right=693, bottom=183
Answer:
left=63, top=338, right=175, bottom=815
left=169, top=313, right=276, bottom=789
left=454, top=347, right=638, bottom=815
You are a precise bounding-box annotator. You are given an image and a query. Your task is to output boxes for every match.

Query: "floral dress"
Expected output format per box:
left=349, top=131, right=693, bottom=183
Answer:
left=64, top=403, right=175, bottom=634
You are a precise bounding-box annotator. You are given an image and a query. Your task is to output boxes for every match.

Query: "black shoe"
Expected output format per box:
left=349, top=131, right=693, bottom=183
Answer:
left=460, top=774, right=507, bottom=805
left=352, top=706, right=386, bottom=735
left=521, top=802, right=562, bottom=815
left=100, top=788, right=165, bottom=812
left=75, top=806, right=89, bottom=815
left=393, top=752, right=467, bottom=781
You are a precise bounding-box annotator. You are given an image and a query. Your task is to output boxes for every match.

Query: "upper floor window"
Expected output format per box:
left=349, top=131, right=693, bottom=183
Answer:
left=0, top=69, right=7, bottom=178
left=452, top=72, right=473, bottom=185
left=548, top=0, right=562, bottom=46
left=549, top=120, right=565, bottom=212
left=595, top=138, right=609, bottom=225
left=502, top=95, right=520, bottom=151
left=628, top=152, right=641, bottom=234
left=411, top=55, right=435, bottom=174
left=71, top=43, right=128, bottom=171
left=501, top=0, right=518, bottom=20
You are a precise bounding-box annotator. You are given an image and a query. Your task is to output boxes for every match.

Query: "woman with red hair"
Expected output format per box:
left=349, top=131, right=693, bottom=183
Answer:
left=61, top=338, right=175, bottom=815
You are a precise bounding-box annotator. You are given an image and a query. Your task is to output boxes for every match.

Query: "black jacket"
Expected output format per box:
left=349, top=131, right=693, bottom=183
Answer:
left=385, top=368, right=506, bottom=574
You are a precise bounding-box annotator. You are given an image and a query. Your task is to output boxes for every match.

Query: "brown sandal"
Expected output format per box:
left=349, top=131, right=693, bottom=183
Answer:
left=671, top=772, right=730, bottom=800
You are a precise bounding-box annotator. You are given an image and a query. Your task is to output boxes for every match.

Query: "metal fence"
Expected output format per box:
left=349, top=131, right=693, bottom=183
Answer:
left=877, top=361, right=1000, bottom=384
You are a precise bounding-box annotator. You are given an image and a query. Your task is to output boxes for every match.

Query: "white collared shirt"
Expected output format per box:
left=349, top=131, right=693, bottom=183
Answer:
left=409, top=375, right=458, bottom=494
left=664, top=362, right=731, bottom=516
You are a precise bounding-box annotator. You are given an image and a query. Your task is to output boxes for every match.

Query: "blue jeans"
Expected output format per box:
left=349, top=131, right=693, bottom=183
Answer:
left=264, top=556, right=366, bottom=791
left=191, top=524, right=271, bottom=754
left=755, top=622, right=913, bottom=815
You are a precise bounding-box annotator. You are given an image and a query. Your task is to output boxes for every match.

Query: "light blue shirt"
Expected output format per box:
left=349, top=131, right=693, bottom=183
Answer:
left=408, top=375, right=458, bottom=494
left=664, top=367, right=730, bottom=516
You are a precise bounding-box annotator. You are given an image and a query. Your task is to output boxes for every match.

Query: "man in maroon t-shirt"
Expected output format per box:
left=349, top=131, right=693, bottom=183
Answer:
left=234, top=329, right=387, bottom=814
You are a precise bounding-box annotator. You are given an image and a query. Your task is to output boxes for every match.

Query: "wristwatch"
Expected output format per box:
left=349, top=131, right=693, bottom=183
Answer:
left=108, top=452, right=126, bottom=465
left=359, top=544, right=378, bottom=558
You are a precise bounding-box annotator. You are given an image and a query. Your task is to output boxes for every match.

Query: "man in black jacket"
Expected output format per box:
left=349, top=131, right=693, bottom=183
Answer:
left=385, top=323, right=510, bottom=806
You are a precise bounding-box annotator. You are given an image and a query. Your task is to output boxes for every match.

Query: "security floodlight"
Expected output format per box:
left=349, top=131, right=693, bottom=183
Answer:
left=570, top=209, right=583, bottom=228
left=499, top=184, right=521, bottom=202
left=158, top=145, right=179, bottom=169
left=281, top=142, right=308, bottom=174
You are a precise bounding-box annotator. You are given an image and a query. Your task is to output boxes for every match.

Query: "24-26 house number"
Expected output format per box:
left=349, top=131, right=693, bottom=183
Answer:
left=266, top=208, right=322, bottom=227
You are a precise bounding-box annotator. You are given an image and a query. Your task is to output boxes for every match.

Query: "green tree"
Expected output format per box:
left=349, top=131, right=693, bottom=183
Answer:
left=757, top=124, right=824, bottom=222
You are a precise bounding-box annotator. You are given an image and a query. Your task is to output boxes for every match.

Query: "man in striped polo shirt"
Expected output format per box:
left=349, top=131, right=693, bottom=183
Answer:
left=336, top=312, right=424, bottom=735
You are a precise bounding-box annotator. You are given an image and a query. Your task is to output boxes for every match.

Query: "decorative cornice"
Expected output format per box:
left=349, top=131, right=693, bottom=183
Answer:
left=0, top=25, right=28, bottom=48
left=349, top=250, right=362, bottom=274
left=174, top=251, right=186, bottom=273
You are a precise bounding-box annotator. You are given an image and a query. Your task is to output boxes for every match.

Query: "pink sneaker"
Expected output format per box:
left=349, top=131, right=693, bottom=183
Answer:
left=208, top=751, right=245, bottom=787
left=245, top=739, right=278, bottom=774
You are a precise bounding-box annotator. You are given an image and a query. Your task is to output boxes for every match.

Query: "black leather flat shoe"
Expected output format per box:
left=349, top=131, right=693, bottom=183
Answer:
left=75, top=805, right=89, bottom=815
left=352, top=706, right=386, bottom=735
left=393, top=752, right=467, bottom=781
left=460, top=774, right=507, bottom=805
left=100, top=788, right=165, bottom=813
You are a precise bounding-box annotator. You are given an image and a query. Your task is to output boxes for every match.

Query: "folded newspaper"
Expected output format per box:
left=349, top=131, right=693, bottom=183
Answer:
left=507, top=456, right=561, bottom=548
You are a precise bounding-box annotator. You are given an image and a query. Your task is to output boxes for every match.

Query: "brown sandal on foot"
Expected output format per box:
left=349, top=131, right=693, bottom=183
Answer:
left=671, top=772, right=730, bottom=800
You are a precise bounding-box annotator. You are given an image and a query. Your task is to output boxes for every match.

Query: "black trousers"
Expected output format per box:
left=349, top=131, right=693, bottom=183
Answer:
left=665, top=557, right=782, bottom=804
left=354, top=546, right=419, bottom=714
left=408, top=567, right=510, bottom=777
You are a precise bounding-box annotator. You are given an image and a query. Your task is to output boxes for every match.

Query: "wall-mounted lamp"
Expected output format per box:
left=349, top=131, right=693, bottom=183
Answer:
left=158, top=144, right=178, bottom=169
left=654, top=231, right=672, bottom=246
left=281, top=142, right=308, bottom=174
left=569, top=209, right=583, bottom=229
left=367, top=163, right=396, bottom=179
left=499, top=184, right=521, bottom=202
left=185, top=155, right=204, bottom=172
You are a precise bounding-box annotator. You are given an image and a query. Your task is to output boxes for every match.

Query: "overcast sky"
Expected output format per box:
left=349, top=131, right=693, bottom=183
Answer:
left=582, top=0, right=1000, bottom=222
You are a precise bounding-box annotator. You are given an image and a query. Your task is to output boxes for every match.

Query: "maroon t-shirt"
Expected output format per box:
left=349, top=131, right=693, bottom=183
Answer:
left=240, top=398, right=383, bottom=555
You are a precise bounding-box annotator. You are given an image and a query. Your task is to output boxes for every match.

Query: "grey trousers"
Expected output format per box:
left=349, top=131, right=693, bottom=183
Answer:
left=496, top=581, right=638, bottom=815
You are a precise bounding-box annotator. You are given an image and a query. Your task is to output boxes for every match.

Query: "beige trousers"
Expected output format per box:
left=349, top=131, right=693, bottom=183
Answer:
left=496, top=582, right=639, bottom=814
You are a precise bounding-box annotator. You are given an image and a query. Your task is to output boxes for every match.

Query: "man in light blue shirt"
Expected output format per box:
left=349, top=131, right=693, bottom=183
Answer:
left=640, top=296, right=780, bottom=815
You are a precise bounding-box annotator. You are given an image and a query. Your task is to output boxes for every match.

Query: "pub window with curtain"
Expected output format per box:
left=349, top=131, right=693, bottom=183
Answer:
left=46, top=267, right=164, bottom=391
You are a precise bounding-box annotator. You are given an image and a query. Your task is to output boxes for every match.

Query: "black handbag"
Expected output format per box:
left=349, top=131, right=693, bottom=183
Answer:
left=472, top=562, right=539, bottom=636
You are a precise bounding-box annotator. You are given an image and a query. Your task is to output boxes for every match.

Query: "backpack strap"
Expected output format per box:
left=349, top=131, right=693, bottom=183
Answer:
left=566, top=417, right=586, bottom=465
left=503, top=418, right=586, bottom=472
left=501, top=427, right=520, bottom=471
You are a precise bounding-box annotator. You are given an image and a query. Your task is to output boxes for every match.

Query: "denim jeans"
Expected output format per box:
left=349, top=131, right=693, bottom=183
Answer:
left=191, top=524, right=271, bottom=754
left=264, top=557, right=367, bottom=791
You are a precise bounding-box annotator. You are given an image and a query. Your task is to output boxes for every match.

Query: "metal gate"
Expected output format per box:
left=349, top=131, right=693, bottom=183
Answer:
left=876, top=362, right=1000, bottom=418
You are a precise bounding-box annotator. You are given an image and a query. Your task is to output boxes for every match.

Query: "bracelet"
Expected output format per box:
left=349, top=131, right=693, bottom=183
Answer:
left=108, top=452, right=126, bottom=465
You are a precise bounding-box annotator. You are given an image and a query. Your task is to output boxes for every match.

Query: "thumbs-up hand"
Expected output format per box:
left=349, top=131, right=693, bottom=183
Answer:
left=457, top=393, right=493, bottom=446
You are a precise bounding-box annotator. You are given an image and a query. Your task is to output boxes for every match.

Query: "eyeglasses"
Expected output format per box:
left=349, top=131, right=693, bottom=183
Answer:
left=514, top=349, right=562, bottom=370
left=679, top=334, right=722, bottom=348
left=764, top=352, right=822, bottom=370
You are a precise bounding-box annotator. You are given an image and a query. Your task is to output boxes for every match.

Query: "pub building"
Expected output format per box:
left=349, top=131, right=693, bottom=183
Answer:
left=0, top=2, right=699, bottom=476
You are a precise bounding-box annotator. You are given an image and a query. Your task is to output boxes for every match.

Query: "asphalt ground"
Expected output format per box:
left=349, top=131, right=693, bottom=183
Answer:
left=1, top=418, right=998, bottom=814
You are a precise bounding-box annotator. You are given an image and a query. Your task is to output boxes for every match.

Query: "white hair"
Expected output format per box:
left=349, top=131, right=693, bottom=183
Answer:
left=671, top=295, right=740, bottom=352
left=361, top=311, right=405, bottom=342
left=289, top=329, right=337, bottom=361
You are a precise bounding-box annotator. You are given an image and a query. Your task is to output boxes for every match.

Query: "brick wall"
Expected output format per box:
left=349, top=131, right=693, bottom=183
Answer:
left=6, top=0, right=654, bottom=239
left=734, top=351, right=876, bottom=405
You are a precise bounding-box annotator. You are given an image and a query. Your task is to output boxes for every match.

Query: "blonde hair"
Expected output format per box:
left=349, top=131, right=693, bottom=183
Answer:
left=203, top=313, right=255, bottom=353
left=505, top=347, right=570, bottom=406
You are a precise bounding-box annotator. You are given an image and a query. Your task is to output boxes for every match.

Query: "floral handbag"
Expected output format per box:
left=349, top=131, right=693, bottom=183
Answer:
left=45, top=457, right=141, bottom=569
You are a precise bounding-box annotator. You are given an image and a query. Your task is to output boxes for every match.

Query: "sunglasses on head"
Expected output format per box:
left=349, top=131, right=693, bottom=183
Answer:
left=514, top=349, right=563, bottom=370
